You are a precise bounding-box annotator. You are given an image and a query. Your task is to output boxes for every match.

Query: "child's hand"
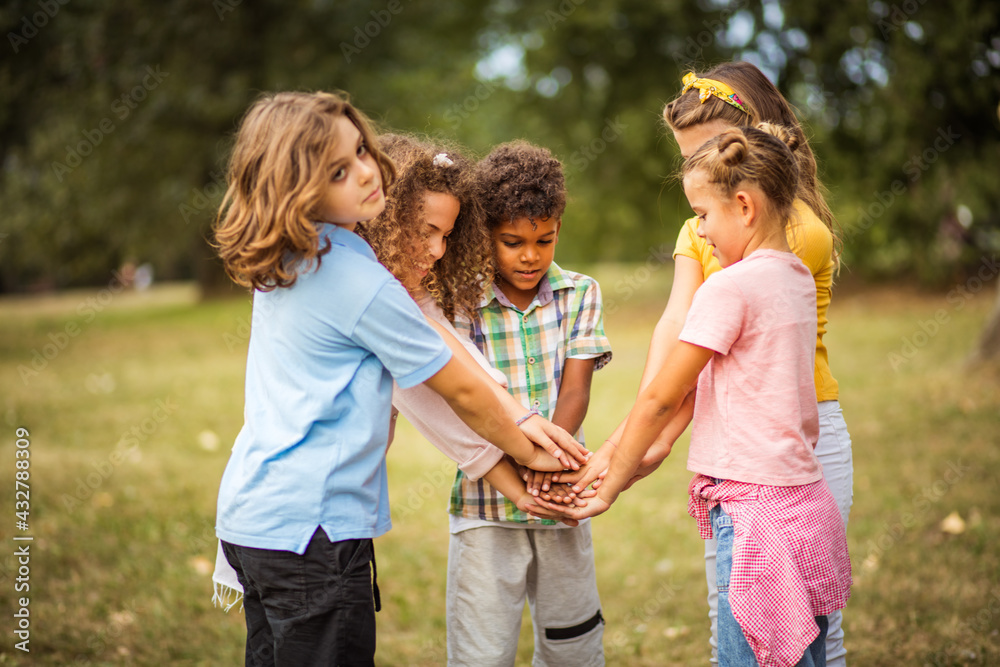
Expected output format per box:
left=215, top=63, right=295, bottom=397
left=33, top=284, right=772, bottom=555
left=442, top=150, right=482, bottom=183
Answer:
left=552, top=440, right=616, bottom=493
left=523, top=469, right=554, bottom=497
left=540, top=481, right=577, bottom=504
left=516, top=445, right=565, bottom=473
left=518, top=414, right=591, bottom=470
left=532, top=494, right=610, bottom=522
left=514, top=492, right=580, bottom=527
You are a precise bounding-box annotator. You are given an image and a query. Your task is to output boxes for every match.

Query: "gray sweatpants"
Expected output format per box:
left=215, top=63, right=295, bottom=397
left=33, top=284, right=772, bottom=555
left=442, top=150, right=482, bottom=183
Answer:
left=446, top=523, right=605, bottom=667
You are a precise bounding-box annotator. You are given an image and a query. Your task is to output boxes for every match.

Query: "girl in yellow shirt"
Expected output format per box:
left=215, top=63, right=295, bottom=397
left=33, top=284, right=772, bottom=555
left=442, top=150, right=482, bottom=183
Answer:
left=559, top=62, right=854, bottom=667
left=661, top=63, right=853, bottom=667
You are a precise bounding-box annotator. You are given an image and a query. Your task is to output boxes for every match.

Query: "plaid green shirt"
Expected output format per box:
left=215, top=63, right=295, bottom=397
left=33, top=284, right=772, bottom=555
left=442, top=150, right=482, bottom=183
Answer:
left=450, top=263, right=612, bottom=524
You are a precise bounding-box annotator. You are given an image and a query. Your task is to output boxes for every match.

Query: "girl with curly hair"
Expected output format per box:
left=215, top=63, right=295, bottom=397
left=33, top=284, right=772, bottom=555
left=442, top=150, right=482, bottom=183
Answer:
left=358, top=133, right=491, bottom=321
left=357, top=133, right=588, bottom=517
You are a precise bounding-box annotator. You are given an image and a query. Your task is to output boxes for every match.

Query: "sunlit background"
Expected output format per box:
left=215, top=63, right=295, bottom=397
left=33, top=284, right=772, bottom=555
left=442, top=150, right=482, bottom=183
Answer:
left=2, top=1, right=999, bottom=664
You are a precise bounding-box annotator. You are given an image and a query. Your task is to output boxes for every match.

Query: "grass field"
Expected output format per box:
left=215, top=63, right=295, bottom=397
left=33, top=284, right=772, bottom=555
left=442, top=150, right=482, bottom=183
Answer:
left=1, top=265, right=998, bottom=666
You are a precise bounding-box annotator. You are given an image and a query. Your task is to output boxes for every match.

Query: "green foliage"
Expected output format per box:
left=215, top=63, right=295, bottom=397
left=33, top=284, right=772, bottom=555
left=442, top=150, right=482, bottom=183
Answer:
left=1, top=0, right=998, bottom=291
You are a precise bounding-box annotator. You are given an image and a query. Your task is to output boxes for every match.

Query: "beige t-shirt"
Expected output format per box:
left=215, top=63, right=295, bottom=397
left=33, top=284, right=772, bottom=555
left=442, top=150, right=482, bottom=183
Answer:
left=390, top=295, right=506, bottom=481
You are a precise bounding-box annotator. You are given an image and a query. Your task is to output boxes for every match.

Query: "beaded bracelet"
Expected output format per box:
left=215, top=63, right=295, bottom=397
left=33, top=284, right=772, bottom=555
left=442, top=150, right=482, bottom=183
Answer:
left=514, top=408, right=540, bottom=426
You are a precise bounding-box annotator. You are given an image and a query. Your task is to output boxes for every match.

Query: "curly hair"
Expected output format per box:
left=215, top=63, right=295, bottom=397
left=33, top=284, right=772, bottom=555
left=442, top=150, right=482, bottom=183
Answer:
left=213, top=91, right=395, bottom=291
left=356, top=134, right=491, bottom=321
left=475, top=140, right=566, bottom=230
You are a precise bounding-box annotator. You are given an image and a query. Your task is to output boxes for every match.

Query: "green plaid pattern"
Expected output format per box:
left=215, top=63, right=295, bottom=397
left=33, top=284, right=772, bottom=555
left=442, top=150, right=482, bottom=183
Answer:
left=450, top=263, right=612, bottom=524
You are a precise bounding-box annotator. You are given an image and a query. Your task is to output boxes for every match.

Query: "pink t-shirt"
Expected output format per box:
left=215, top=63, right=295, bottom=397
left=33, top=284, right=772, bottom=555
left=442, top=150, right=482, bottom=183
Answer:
left=679, top=250, right=822, bottom=487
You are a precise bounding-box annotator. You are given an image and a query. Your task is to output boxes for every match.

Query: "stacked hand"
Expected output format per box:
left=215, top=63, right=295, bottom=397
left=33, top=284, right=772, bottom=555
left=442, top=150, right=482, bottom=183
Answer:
left=519, top=435, right=675, bottom=522
left=513, top=438, right=616, bottom=523
left=516, top=465, right=579, bottom=504
left=514, top=413, right=591, bottom=472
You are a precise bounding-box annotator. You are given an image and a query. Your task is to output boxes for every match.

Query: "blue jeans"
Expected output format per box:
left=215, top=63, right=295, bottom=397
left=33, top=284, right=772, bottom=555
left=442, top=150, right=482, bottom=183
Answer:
left=712, top=504, right=828, bottom=667
left=222, top=528, right=378, bottom=666
left=706, top=400, right=852, bottom=666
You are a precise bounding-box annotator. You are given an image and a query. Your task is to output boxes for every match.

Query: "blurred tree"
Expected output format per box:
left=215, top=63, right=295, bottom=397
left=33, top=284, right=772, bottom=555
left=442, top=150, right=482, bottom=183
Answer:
left=478, top=0, right=1000, bottom=279
left=0, top=0, right=493, bottom=293
left=1, top=0, right=998, bottom=308
left=476, top=0, right=1000, bottom=357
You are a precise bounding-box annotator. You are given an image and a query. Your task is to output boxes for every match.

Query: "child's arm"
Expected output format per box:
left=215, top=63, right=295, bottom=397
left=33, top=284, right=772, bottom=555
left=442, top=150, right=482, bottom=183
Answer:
left=615, top=390, right=695, bottom=491
left=550, top=358, right=596, bottom=436
left=552, top=369, right=697, bottom=495
left=424, top=355, right=566, bottom=472
left=539, top=342, right=713, bottom=520
left=638, top=256, right=704, bottom=391
left=425, top=318, right=590, bottom=467
left=548, top=255, right=704, bottom=490
left=526, top=357, right=596, bottom=494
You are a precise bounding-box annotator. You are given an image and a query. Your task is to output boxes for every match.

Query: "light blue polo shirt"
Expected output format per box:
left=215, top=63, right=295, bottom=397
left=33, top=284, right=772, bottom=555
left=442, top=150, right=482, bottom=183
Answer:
left=216, top=225, right=452, bottom=554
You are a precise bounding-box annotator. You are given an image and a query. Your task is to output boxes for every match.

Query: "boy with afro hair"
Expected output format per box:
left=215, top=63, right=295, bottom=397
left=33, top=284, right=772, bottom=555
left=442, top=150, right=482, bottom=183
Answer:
left=448, top=140, right=613, bottom=666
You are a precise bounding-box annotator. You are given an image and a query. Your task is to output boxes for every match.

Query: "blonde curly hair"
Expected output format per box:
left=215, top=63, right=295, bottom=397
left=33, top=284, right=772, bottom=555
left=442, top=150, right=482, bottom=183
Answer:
left=357, top=134, right=491, bottom=322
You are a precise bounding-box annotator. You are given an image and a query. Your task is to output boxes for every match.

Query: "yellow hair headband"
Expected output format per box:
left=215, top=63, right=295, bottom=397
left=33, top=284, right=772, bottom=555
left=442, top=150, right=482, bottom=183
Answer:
left=681, top=72, right=751, bottom=116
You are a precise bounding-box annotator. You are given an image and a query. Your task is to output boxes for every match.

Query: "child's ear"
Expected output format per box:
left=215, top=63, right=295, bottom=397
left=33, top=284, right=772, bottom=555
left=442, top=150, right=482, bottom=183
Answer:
left=734, top=191, right=756, bottom=228
left=554, top=218, right=562, bottom=242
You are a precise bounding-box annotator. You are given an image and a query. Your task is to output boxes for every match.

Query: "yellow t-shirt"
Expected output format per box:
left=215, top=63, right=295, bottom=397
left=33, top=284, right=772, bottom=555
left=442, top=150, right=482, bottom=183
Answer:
left=672, top=200, right=839, bottom=401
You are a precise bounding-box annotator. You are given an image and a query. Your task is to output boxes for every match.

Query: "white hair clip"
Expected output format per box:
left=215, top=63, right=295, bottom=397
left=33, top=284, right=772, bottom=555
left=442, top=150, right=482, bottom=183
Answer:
left=432, top=153, right=454, bottom=168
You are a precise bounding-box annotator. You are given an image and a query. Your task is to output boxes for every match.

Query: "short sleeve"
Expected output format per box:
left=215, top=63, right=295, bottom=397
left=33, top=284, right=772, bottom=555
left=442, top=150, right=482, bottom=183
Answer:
left=673, top=216, right=702, bottom=261
left=565, top=278, right=613, bottom=370
left=679, top=273, right=746, bottom=355
left=351, top=279, right=452, bottom=389
left=674, top=216, right=723, bottom=280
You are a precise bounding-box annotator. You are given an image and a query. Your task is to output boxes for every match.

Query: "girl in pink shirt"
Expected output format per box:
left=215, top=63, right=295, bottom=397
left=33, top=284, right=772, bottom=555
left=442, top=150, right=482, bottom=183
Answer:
left=551, top=124, right=851, bottom=667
